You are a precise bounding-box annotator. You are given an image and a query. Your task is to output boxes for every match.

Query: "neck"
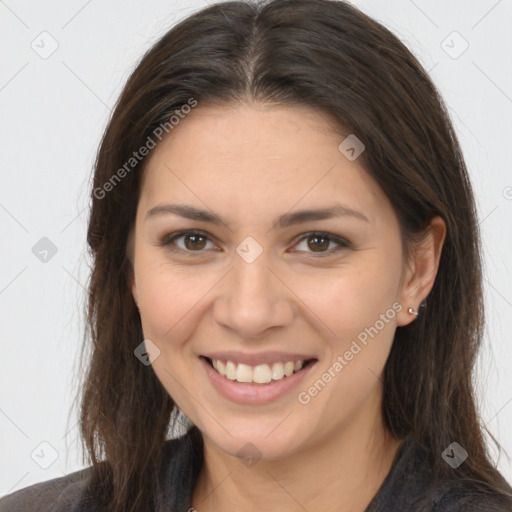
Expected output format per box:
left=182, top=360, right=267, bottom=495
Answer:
left=191, top=391, right=404, bottom=512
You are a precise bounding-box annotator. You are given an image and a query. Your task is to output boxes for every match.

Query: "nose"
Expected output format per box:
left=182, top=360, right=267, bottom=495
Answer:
left=212, top=251, right=296, bottom=339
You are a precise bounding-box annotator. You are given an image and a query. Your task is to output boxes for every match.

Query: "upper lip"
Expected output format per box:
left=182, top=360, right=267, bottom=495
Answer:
left=201, top=351, right=317, bottom=366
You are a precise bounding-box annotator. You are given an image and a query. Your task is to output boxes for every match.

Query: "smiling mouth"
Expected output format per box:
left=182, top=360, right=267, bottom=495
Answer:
left=201, top=356, right=317, bottom=385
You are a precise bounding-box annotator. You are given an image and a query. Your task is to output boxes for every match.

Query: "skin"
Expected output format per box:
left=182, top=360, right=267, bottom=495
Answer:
left=129, top=102, right=446, bottom=511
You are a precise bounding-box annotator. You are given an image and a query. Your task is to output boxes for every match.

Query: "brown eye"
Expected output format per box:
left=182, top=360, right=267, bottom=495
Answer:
left=307, top=235, right=330, bottom=252
left=293, top=232, right=350, bottom=255
left=160, top=231, right=215, bottom=253
left=183, top=234, right=207, bottom=250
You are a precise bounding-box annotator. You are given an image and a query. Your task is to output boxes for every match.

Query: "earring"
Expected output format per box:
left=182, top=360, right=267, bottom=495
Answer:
left=408, top=307, right=419, bottom=317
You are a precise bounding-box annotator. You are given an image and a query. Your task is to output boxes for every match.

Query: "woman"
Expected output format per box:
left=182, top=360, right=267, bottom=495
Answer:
left=1, top=0, right=511, bottom=511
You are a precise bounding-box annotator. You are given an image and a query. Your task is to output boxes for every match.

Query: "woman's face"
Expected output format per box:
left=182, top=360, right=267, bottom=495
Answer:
left=130, top=103, right=424, bottom=460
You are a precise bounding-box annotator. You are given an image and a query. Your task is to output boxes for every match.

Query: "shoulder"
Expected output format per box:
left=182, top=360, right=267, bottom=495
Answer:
left=367, top=435, right=512, bottom=512
left=430, top=481, right=512, bottom=512
left=0, top=432, right=201, bottom=512
left=0, top=466, right=95, bottom=512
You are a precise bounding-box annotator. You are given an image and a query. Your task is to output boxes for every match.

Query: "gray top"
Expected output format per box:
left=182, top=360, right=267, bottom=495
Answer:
left=1, top=428, right=511, bottom=511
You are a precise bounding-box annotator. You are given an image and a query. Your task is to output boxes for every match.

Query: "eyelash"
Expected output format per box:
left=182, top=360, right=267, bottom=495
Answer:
left=158, top=230, right=350, bottom=257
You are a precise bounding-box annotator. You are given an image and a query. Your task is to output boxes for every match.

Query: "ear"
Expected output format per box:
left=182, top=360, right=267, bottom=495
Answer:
left=396, top=216, right=446, bottom=327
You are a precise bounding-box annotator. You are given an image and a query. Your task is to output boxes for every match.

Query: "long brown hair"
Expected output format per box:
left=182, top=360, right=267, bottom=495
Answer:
left=80, top=0, right=511, bottom=510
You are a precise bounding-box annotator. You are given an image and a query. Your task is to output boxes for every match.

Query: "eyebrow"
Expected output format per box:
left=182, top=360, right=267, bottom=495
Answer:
left=145, top=203, right=369, bottom=229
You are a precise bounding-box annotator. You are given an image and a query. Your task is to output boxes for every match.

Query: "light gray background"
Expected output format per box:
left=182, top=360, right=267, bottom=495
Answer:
left=1, top=0, right=511, bottom=496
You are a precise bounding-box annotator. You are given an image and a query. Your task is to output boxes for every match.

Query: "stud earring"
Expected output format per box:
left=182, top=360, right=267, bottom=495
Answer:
left=408, top=307, right=419, bottom=317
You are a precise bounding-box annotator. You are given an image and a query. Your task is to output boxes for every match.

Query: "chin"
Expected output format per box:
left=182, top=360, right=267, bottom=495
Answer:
left=200, top=419, right=306, bottom=462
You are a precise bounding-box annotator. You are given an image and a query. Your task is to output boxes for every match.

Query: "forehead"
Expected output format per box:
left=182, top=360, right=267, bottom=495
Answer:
left=138, top=103, right=393, bottom=228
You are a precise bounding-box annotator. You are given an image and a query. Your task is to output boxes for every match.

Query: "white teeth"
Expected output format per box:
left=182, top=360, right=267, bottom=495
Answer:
left=271, top=362, right=285, bottom=380
left=253, top=364, right=272, bottom=384
left=225, top=360, right=236, bottom=380
left=210, top=358, right=308, bottom=383
left=236, top=363, right=253, bottom=383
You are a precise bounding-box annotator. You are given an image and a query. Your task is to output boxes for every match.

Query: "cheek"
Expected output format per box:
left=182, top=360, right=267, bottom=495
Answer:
left=294, top=272, right=400, bottom=420
left=135, top=256, right=218, bottom=348
left=134, top=261, right=216, bottom=406
left=292, top=255, right=401, bottom=397
left=294, top=258, right=401, bottom=338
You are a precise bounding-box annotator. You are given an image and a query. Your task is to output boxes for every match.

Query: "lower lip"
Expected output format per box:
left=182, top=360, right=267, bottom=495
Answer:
left=200, top=357, right=317, bottom=405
